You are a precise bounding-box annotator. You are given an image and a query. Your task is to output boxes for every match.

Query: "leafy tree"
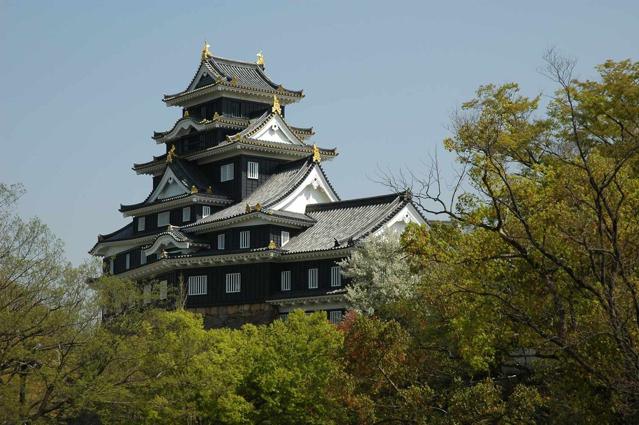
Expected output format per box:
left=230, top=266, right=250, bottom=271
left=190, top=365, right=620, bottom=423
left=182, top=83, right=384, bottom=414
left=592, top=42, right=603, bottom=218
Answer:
left=378, top=54, right=639, bottom=422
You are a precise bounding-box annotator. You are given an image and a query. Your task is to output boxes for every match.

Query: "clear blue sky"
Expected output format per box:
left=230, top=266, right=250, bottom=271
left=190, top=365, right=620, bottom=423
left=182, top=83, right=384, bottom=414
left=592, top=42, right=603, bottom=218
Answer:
left=1, top=0, right=637, bottom=265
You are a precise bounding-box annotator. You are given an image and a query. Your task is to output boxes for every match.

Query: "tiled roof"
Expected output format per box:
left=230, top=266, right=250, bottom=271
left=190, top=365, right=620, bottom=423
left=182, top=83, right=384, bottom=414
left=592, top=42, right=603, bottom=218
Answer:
left=164, top=56, right=303, bottom=102
left=143, top=227, right=210, bottom=249
left=183, top=158, right=317, bottom=229
left=153, top=115, right=249, bottom=142
left=123, top=158, right=220, bottom=211
left=282, top=193, right=410, bottom=254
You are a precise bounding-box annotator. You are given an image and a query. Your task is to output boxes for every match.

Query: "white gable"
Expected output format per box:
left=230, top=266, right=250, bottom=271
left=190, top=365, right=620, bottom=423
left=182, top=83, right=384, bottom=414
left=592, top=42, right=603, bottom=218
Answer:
left=148, top=167, right=189, bottom=202
left=374, top=203, right=425, bottom=237
left=250, top=114, right=304, bottom=145
left=271, top=166, right=339, bottom=213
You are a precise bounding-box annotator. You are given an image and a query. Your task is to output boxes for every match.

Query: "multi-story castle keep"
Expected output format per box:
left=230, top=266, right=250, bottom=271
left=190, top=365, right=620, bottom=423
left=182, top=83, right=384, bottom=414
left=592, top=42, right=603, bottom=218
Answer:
left=90, top=44, right=425, bottom=327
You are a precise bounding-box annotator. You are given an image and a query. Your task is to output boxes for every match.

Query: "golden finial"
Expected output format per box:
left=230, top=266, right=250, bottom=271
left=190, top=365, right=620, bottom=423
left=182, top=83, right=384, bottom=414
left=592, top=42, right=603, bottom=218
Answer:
left=268, top=240, right=277, bottom=250
left=312, top=144, right=321, bottom=163
left=166, top=145, right=176, bottom=163
left=183, top=109, right=189, bottom=118
left=254, top=203, right=262, bottom=212
left=212, top=111, right=220, bottom=121
left=207, top=186, right=213, bottom=194
left=191, top=185, right=198, bottom=194
left=256, top=51, right=265, bottom=66
left=201, top=41, right=212, bottom=61
left=245, top=203, right=251, bottom=213
left=272, top=95, right=282, bottom=115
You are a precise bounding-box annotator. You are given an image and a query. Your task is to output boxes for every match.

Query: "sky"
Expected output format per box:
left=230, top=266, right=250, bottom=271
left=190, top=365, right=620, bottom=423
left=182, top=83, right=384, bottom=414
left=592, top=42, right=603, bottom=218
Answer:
left=1, top=0, right=638, bottom=265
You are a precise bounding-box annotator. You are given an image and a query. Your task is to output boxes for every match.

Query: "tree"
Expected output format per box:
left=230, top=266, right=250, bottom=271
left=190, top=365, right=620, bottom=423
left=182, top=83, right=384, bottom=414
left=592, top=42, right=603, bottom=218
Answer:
left=381, top=55, right=639, bottom=421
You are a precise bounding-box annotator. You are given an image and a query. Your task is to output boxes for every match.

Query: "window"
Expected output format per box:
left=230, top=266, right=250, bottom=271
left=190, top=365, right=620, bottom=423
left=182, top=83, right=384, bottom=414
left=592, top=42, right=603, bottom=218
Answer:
left=137, top=217, right=145, bottom=232
left=143, top=284, right=151, bottom=305
left=225, top=273, right=241, bottom=293
left=125, top=253, right=131, bottom=270
left=281, top=230, right=290, bottom=246
left=182, top=207, right=191, bottom=222
left=248, top=161, right=259, bottom=179
left=140, top=251, right=147, bottom=265
left=157, top=211, right=170, bottom=227
left=331, top=265, right=341, bottom=287
left=188, top=275, right=207, bottom=295
left=308, top=268, right=318, bottom=289
left=220, top=163, right=234, bottom=182
left=202, top=205, right=211, bottom=218
left=159, top=281, right=168, bottom=300
left=240, top=230, right=250, bottom=249
left=329, top=310, right=343, bottom=324
left=217, top=233, right=225, bottom=250
left=109, top=258, right=114, bottom=275
left=281, top=270, right=291, bottom=291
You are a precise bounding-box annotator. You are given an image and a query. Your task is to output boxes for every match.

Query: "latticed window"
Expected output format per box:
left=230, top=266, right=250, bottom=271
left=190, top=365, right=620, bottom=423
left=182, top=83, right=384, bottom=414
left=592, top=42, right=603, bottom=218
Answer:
left=182, top=207, right=191, bottom=222
left=331, top=265, right=341, bottom=287
left=202, top=205, right=211, bottom=218
left=157, top=211, right=170, bottom=227
left=137, top=217, right=145, bottom=232
left=140, top=251, right=147, bottom=265
left=240, top=230, right=250, bottom=249
left=248, top=161, right=259, bottom=179
left=329, top=310, right=343, bottom=324
left=217, top=233, right=225, bottom=250
left=220, top=163, right=234, bottom=182
left=281, top=230, right=290, bottom=246
left=308, top=268, right=318, bottom=289
left=125, top=253, right=131, bottom=270
left=281, top=270, right=291, bottom=291
left=188, top=275, right=207, bottom=296
left=226, top=273, right=241, bottom=293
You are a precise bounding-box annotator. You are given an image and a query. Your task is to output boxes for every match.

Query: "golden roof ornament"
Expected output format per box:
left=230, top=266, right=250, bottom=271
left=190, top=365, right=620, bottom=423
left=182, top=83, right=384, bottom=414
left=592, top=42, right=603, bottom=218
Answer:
left=201, top=41, right=212, bottom=61
left=212, top=111, right=221, bottom=121
left=230, top=76, right=238, bottom=86
left=312, top=144, right=321, bottom=163
left=245, top=203, right=251, bottom=213
left=256, top=51, right=264, bottom=66
left=207, top=186, right=213, bottom=194
left=272, top=95, right=282, bottom=115
left=268, top=240, right=277, bottom=250
left=191, top=185, right=198, bottom=194
left=183, top=109, right=189, bottom=118
left=254, top=202, right=262, bottom=212
left=166, top=145, right=176, bottom=163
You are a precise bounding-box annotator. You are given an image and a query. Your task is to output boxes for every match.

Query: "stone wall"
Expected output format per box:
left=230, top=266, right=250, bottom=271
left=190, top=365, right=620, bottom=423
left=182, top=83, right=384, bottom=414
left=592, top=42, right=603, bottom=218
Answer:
left=189, top=303, right=277, bottom=329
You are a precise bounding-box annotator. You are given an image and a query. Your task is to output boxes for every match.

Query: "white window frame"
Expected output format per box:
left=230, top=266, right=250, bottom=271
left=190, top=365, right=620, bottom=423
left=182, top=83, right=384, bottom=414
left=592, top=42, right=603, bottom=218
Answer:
left=329, top=310, right=343, bottom=324
left=225, top=273, right=241, bottom=293
left=247, top=161, right=259, bottom=179
left=188, top=275, right=208, bottom=296
left=159, top=280, right=168, bottom=300
left=202, top=205, right=211, bottom=218
left=240, top=230, right=250, bottom=249
left=220, top=163, right=234, bottom=182
left=157, top=211, right=170, bottom=227
left=331, top=265, right=341, bottom=287
left=281, top=230, right=290, bottom=246
left=217, top=233, right=225, bottom=250
left=308, top=268, right=318, bottom=289
left=182, top=207, right=191, bottom=222
left=125, top=253, right=131, bottom=270
left=281, top=270, right=291, bottom=291
left=140, top=251, right=147, bottom=265
left=137, top=217, right=145, bottom=232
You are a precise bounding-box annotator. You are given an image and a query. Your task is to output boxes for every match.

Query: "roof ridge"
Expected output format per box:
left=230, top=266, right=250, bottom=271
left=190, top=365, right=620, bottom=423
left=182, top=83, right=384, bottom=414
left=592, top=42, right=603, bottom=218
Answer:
left=305, top=191, right=407, bottom=212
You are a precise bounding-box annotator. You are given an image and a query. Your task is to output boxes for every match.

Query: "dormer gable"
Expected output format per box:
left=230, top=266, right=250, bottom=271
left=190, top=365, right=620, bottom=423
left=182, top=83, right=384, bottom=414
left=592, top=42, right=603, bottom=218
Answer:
left=148, top=167, right=190, bottom=202
left=229, top=112, right=305, bottom=145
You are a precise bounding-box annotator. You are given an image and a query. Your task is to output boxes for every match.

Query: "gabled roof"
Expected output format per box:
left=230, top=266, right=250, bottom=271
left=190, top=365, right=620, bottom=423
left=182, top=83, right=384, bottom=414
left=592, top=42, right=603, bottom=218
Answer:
left=153, top=114, right=249, bottom=144
left=281, top=192, right=415, bottom=254
left=183, top=158, right=321, bottom=231
left=163, top=56, right=303, bottom=107
left=227, top=111, right=307, bottom=145
left=122, top=158, right=229, bottom=212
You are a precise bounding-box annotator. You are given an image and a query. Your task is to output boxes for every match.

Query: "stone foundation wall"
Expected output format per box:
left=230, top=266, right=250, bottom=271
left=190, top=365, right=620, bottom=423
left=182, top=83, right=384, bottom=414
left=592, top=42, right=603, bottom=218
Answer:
left=189, top=303, right=277, bottom=329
